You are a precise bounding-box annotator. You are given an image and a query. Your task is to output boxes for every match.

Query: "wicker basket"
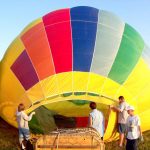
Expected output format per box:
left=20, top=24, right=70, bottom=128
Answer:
left=35, top=128, right=105, bottom=150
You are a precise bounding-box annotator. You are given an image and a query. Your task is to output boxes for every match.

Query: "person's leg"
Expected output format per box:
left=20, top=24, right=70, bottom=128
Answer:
left=126, top=139, right=134, bottom=150
left=22, top=128, right=30, bottom=149
left=133, top=139, right=138, bottom=150
left=118, top=123, right=125, bottom=146
left=23, top=128, right=30, bottom=141
left=19, top=128, right=26, bottom=150
left=119, top=133, right=124, bottom=146
left=128, top=139, right=138, bottom=150
left=19, top=137, right=24, bottom=149
left=126, top=139, right=130, bottom=150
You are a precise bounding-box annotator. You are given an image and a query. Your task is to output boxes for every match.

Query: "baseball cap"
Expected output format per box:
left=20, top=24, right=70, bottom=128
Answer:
left=127, top=105, right=135, bottom=111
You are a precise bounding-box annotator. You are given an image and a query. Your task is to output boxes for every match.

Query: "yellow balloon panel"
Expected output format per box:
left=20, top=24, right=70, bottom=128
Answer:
left=139, top=109, right=150, bottom=132
left=104, top=110, right=118, bottom=141
left=20, top=93, right=32, bottom=109
left=73, top=72, right=89, bottom=92
left=0, top=62, right=26, bottom=103
left=136, top=84, right=150, bottom=114
left=2, top=37, right=25, bottom=66
left=56, top=72, right=73, bottom=94
left=40, top=75, right=59, bottom=98
left=124, top=58, right=150, bottom=97
left=115, top=86, right=133, bottom=102
left=94, top=96, right=116, bottom=106
left=1, top=103, right=18, bottom=127
left=101, top=78, right=120, bottom=99
left=87, top=73, right=105, bottom=94
left=26, top=83, right=45, bottom=103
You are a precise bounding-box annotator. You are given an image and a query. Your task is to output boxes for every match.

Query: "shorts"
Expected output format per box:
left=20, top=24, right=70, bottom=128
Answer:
left=118, top=123, right=126, bottom=134
left=19, top=128, right=30, bottom=140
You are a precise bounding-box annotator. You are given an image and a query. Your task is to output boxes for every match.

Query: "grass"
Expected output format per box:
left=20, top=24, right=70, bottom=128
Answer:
left=0, top=116, right=150, bottom=150
left=105, top=131, right=150, bottom=150
left=0, top=117, right=20, bottom=150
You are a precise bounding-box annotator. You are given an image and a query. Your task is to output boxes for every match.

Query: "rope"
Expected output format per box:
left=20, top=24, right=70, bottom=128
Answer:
left=50, top=128, right=102, bottom=143
left=56, top=132, right=60, bottom=149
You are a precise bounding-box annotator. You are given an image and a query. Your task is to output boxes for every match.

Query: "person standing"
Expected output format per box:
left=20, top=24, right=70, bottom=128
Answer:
left=89, top=102, right=105, bottom=140
left=16, top=103, right=35, bottom=150
left=126, top=105, right=143, bottom=150
left=110, top=96, right=129, bottom=147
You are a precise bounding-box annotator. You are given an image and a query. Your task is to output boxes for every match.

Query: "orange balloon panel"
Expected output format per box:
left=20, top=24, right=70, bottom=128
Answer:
left=21, top=22, right=55, bottom=80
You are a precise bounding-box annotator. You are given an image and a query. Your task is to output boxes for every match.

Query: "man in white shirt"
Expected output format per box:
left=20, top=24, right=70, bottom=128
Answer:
left=110, top=96, right=129, bottom=147
left=126, top=105, right=142, bottom=150
left=89, top=102, right=104, bottom=140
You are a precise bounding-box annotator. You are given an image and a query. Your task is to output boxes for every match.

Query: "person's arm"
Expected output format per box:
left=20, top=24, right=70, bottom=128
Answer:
left=88, top=115, right=93, bottom=127
left=139, top=125, right=142, bottom=136
left=137, top=116, right=144, bottom=141
left=22, top=112, right=35, bottom=121
left=137, top=116, right=142, bottom=137
left=111, top=106, right=122, bottom=112
left=125, top=121, right=128, bottom=136
left=110, top=103, right=124, bottom=113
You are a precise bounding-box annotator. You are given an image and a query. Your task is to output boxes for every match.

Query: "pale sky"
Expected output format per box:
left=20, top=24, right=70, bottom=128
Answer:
left=0, top=0, right=150, bottom=60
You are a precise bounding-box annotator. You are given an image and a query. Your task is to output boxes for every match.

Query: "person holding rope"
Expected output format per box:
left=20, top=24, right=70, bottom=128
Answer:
left=16, top=103, right=35, bottom=150
left=110, top=96, right=129, bottom=147
left=89, top=102, right=105, bottom=140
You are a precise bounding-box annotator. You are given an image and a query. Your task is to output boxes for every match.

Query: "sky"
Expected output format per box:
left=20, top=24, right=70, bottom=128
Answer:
left=0, top=0, right=150, bottom=60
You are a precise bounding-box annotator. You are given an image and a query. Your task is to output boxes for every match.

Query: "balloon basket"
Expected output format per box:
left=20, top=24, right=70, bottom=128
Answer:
left=35, top=128, right=105, bottom=150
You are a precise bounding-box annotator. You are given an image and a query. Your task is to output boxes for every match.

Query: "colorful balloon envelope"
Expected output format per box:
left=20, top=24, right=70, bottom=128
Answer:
left=0, top=6, right=150, bottom=141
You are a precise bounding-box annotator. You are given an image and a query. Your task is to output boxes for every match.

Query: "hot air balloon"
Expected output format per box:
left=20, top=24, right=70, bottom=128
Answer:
left=0, top=6, right=150, bottom=141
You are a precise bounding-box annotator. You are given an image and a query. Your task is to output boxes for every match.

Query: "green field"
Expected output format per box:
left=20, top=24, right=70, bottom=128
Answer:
left=0, top=117, right=150, bottom=150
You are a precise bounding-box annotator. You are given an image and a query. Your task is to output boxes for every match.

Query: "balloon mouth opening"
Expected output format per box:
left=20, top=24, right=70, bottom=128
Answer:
left=26, top=92, right=118, bottom=114
left=26, top=92, right=118, bottom=136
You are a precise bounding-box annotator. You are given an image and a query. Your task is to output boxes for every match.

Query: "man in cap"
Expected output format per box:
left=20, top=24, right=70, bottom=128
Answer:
left=126, top=105, right=143, bottom=150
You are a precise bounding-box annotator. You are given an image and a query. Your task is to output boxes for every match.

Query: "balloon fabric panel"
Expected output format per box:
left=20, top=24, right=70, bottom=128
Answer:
left=43, top=9, right=72, bottom=73
left=71, top=6, right=99, bottom=72
left=11, top=50, right=39, bottom=90
left=108, top=24, right=144, bottom=84
left=91, top=10, right=125, bottom=76
left=21, top=22, right=55, bottom=80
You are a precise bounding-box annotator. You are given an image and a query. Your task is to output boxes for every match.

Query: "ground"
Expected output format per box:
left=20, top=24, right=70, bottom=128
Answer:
left=0, top=117, right=19, bottom=150
left=0, top=117, right=150, bottom=150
